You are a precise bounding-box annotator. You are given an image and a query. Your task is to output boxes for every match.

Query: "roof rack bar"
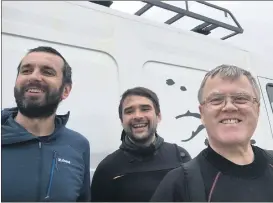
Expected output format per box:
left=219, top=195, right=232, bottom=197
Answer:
left=195, top=0, right=243, bottom=31
left=89, top=1, right=113, bottom=7
left=192, top=22, right=212, bottom=35
left=142, top=0, right=243, bottom=34
left=134, top=0, right=243, bottom=40
left=221, top=32, right=238, bottom=40
left=165, top=14, right=185, bottom=25
left=191, top=22, right=210, bottom=32
left=185, top=0, right=189, bottom=11
left=135, top=3, right=153, bottom=16
left=191, top=23, right=219, bottom=35
left=203, top=24, right=218, bottom=32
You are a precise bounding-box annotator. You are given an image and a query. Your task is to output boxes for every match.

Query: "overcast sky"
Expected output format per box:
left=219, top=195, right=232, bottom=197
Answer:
left=111, top=1, right=273, bottom=61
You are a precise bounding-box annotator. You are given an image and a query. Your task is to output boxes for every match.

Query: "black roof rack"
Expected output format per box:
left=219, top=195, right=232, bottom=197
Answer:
left=90, top=1, right=113, bottom=8
left=134, top=0, right=244, bottom=40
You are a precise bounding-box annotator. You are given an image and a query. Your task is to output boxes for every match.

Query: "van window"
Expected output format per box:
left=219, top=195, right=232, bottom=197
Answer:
left=266, top=83, right=273, bottom=113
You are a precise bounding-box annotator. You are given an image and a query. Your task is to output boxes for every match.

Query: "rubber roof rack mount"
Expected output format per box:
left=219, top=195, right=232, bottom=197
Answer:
left=135, top=0, right=244, bottom=40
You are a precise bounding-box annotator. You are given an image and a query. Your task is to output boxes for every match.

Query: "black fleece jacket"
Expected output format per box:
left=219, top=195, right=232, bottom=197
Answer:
left=151, top=145, right=273, bottom=202
left=91, top=132, right=191, bottom=202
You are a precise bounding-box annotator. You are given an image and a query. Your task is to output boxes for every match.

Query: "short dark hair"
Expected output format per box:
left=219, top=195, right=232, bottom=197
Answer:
left=17, top=46, right=72, bottom=85
left=118, top=87, right=161, bottom=120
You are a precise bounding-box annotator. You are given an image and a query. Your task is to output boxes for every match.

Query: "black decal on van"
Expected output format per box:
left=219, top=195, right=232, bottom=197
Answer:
left=166, top=79, right=175, bottom=86
left=166, top=79, right=187, bottom=91
left=180, top=86, right=187, bottom=91
left=166, top=79, right=204, bottom=142
left=176, top=110, right=201, bottom=119
left=175, top=111, right=205, bottom=142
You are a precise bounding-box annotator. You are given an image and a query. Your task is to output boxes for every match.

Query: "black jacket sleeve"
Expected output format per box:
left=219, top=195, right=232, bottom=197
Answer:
left=176, top=145, right=192, bottom=162
left=77, top=143, right=91, bottom=201
left=91, top=161, right=115, bottom=202
left=150, top=166, right=185, bottom=202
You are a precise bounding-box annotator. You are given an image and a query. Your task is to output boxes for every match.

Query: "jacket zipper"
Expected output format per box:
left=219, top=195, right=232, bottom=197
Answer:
left=44, top=151, right=58, bottom=201
left=37, top=142, right=43, bottom=201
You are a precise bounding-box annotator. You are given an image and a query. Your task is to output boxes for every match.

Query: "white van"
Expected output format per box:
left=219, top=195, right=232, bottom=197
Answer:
left=2, top=1, right=273, bottom=178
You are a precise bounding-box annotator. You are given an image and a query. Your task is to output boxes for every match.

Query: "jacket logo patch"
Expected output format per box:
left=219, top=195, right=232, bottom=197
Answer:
left=113, top=175, right=124, bottom=180
left=58, top=158, right=71, bottom=164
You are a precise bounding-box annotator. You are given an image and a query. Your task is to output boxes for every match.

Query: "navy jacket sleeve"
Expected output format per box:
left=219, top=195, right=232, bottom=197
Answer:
left=77, top=143, right=91, bottom=201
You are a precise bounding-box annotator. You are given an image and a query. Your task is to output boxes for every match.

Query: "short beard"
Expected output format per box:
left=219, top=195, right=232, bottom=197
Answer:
left=124, top=124, right=157, bottom=145
left=14, top=83, right=64, bottom=119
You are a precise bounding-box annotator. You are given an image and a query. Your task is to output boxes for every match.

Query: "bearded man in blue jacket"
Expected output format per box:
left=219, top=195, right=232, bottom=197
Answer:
left=1, top=46, right=91, bottom=202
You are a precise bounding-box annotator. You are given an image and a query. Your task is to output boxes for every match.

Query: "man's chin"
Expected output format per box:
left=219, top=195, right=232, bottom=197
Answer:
left=130, top=133, right=155, bottom=144
left=133, top=134, right=148, bottom=141
left=214, top=135, right=250, bottom=146
left=17, top=103, right=58, bottom=119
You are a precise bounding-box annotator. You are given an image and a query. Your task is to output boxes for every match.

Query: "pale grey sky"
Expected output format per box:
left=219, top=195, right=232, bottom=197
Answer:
left=111, top=1, right=273, bottom=61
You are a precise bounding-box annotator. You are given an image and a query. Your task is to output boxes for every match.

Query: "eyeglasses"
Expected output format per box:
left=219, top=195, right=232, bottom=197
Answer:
left=201, top=93, right=259, bottom=110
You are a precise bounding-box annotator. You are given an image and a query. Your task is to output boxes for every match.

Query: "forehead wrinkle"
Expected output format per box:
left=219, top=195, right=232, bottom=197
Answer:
left=203, top=76, right=256, bottom=99
left=21, top=52, right=64, bottom=71
left=124, top=104, right=152, bottom=110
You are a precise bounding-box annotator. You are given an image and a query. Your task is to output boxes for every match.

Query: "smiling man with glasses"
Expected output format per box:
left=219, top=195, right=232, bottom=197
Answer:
left=151, top=64, right=273, bottom=202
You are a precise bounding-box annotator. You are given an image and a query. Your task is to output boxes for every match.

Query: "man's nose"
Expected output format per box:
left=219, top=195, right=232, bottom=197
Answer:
left=133, top=110, right=144, bottom=119
left=222, top=97, right=238, bottom=111
left=28, top=69, right=42, bottom=81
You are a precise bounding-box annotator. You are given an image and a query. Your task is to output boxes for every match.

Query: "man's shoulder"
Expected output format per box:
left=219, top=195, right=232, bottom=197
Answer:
left=265, top=149, right=273, bottom=156
left=162, top=141, right=192, bottom=161
left=162, top=141, right=187, bottom=151
left=58, top=127, right=90, bottom=151
left=97, top=149, right=124, bottom=167
left=94, top=149, right=126, bottom=176
left=158, top=164, right=185, bottom=186
left=263, top=149, right=273, bottom=161
left=62, top=127, right=87, bottom=139
left=254, top=146, right=273, bottom=158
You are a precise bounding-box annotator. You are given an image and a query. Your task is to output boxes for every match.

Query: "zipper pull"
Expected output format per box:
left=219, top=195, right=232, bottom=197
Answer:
left=44, top=196, right=50, bottom=201
left=39, top=142, right=42, bottom=148
left=54, top=151, right=58, bottom=170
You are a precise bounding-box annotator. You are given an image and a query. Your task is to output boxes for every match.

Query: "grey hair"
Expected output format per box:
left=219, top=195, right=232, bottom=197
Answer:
left=198, top=64, right=260, bottom=103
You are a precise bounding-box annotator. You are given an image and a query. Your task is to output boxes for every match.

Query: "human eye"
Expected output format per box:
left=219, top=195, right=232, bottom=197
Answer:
left=141, top=106, right=151, bottom=112
left=42, top=67, right=56, bottom=76
left=124, top=108, right=133, bottom=115
left=20, top=64, right=33, bottom=75
left=234, top=94, right=251, bottom=104
left=208, top=95, right=224, bottom=105
left=21, top=68, right=32, bottom=74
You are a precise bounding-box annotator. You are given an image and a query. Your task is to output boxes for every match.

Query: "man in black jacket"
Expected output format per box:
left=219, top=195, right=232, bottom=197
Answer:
left=1, top=46, right=91, bottom=201
left=151, top=64, right=273, bottom=202
left=91, top=87, right=191, bottom=202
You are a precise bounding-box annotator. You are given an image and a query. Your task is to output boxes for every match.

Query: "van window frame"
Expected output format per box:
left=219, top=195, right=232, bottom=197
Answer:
left=266, top=83, right=273, bottom=113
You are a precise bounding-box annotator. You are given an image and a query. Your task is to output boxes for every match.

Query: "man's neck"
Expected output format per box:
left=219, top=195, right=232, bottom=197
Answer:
left=209, top=140, right=254, bottom=165
left=129, top=134, right=156, bottom=147
left=15, top=111, right=55, bottom=136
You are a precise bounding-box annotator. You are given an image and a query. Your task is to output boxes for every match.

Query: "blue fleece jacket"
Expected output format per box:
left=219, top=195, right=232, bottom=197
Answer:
left=1, top=107, right=91, bottom=202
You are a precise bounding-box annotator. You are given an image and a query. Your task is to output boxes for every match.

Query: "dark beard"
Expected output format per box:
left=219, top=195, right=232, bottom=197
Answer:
left=14, top=82, right=64, bottom=119
left=127, top=131, right=155, bottom=145
left=125, top=123, right=156, bottom=145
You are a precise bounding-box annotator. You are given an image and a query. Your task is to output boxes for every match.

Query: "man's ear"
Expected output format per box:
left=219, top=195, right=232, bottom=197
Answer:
left=257, top=102, right=260, bottom=117
left=61, top=84, right=72, bottom=100
left=157, top=112, right=162, bottom=123
left=199, top=105, right=205, bottom=126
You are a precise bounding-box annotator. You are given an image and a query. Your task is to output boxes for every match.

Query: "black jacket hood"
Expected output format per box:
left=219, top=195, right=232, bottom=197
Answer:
left=1, top=107, right=70, bottom=145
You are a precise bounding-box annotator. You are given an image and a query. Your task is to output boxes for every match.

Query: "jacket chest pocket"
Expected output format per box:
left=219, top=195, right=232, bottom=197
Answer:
left=43, top=146, right=85, bottom=201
